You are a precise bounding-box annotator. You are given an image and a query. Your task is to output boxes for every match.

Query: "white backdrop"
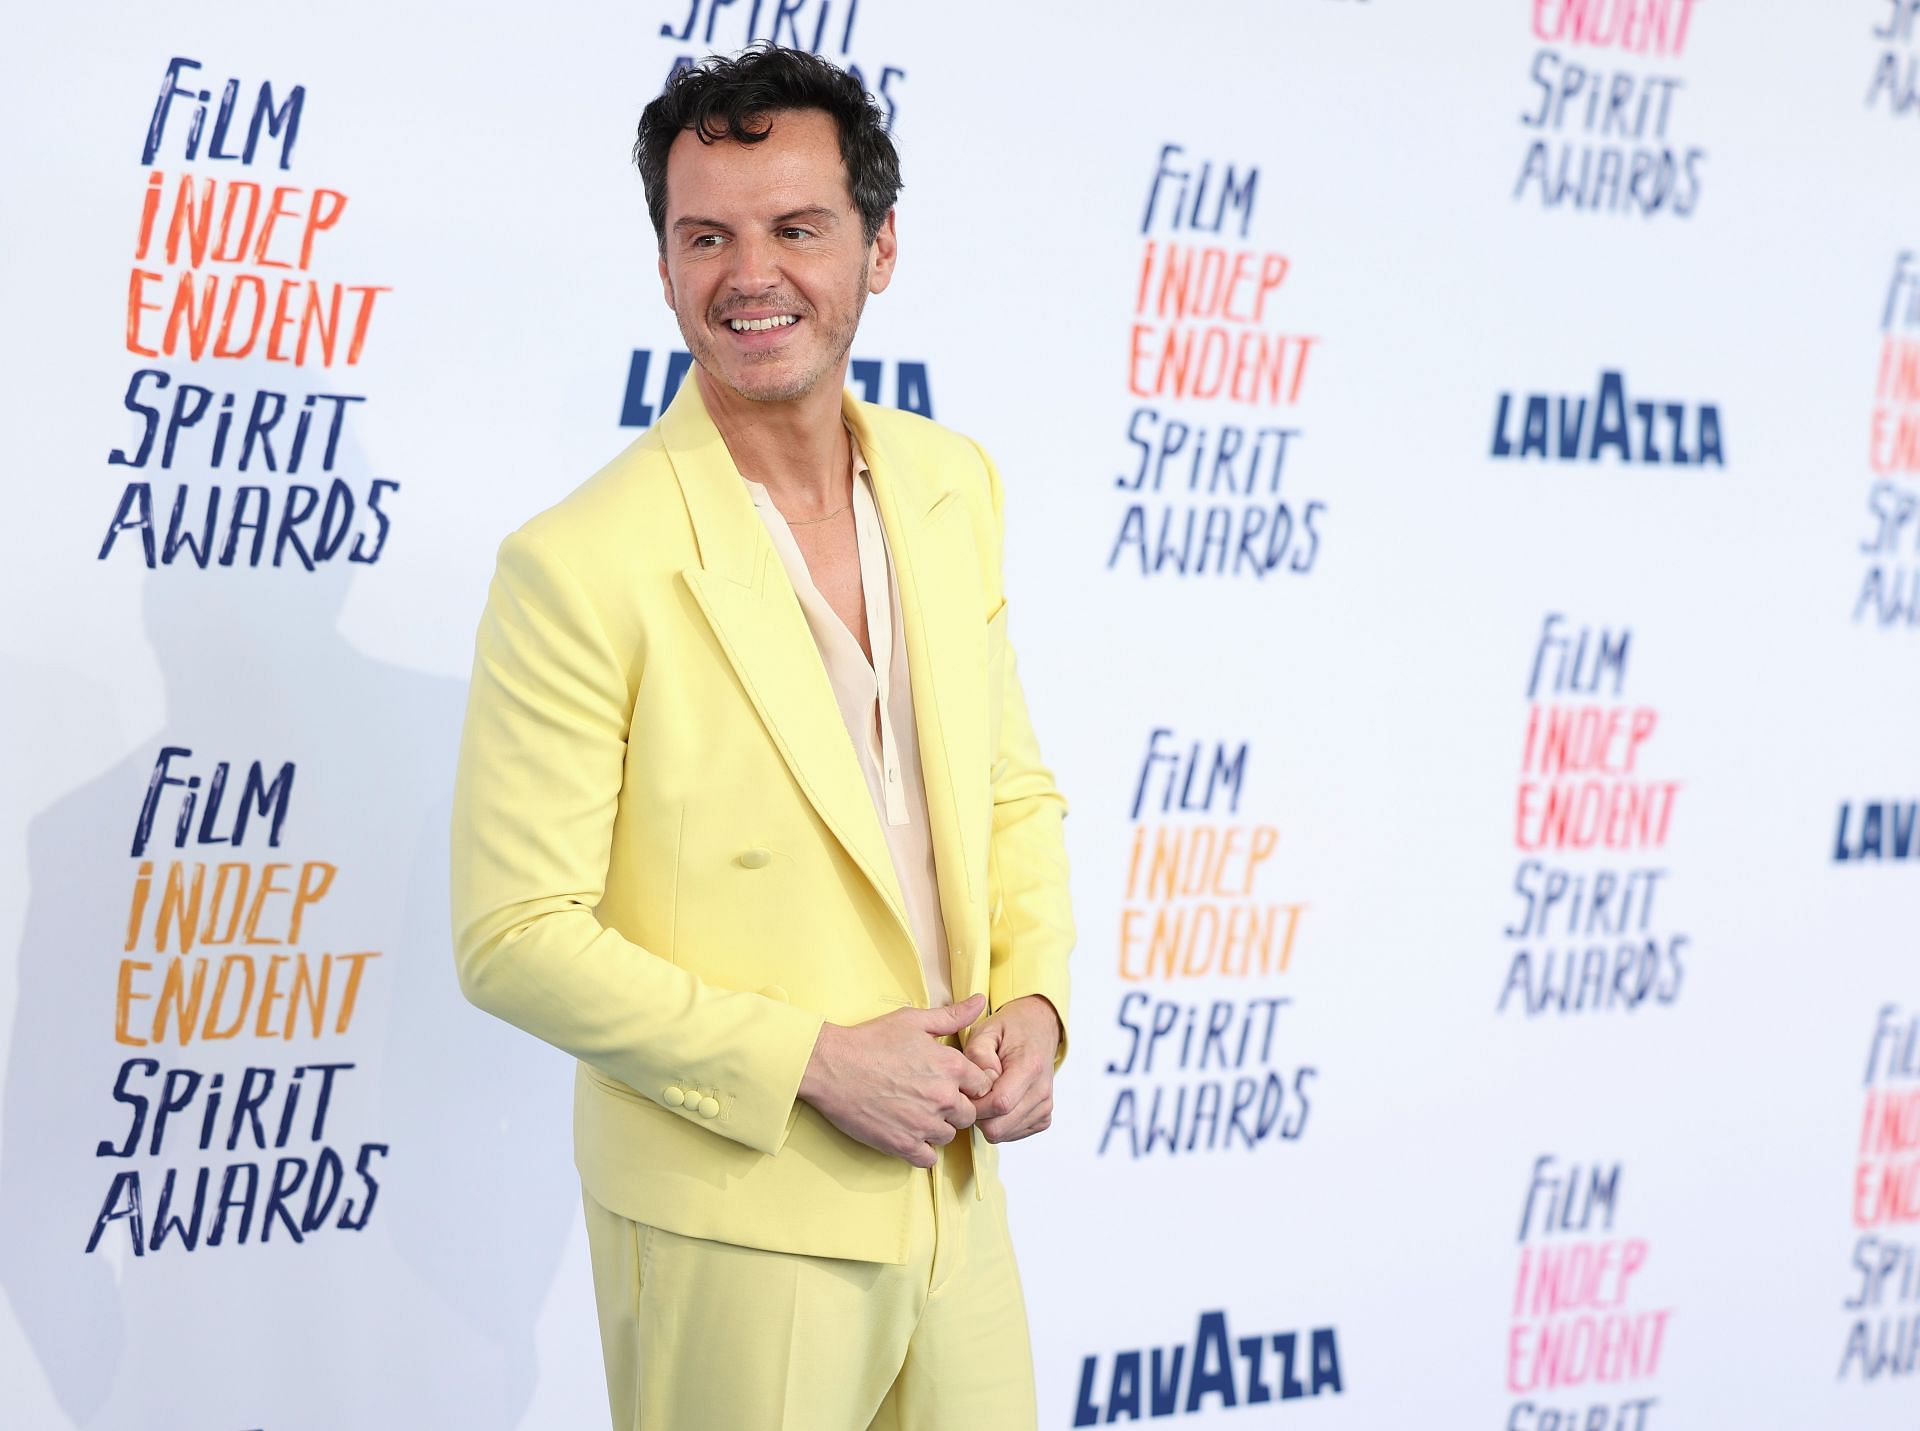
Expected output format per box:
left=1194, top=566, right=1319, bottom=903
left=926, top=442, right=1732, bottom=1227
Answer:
left=4, top=2, right=1918, bottom=1427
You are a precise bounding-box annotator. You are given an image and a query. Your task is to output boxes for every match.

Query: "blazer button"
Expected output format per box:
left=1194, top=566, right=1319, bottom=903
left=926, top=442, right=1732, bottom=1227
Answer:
left=697, top=1097, right=721, bottom=1118
left=662, top=1086, right=686, bottom=1107
left=739, top=847, right=772, bottom=869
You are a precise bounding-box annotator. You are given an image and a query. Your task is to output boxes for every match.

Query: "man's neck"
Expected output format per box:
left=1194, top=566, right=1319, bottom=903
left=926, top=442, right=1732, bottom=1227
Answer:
left=696, top=364, right=850, bottom=510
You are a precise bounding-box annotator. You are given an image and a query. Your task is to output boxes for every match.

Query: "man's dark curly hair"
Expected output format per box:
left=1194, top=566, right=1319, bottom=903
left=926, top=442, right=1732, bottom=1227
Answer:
left=633, top=43, right=901, bottom=250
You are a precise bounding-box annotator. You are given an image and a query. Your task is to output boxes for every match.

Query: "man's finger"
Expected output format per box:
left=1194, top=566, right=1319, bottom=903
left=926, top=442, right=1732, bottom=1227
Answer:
left=955, top=1057, right=996, bottom=1100
left=978, top=1076, right=1054, bottom=1143
left=921, top=992, right=986, bottom=1035
left=963, top=1040, right=1004, bottom=1078
left=980, top=1095, right=1050, bottom=1144
left=963, top=1023, right=1005, bottom=1076
left=974, top=1054, right=1039, bottom=1119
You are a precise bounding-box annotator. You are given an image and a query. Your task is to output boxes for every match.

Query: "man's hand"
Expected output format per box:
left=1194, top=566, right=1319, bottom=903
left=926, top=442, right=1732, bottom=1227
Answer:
left=962, top=994, right=1062, bottom=1144
left=797, top=993, right=995, bottom=1169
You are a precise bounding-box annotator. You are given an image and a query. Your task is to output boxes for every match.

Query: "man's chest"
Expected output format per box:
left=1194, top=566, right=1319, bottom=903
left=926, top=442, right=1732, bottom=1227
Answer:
left=790, top=519, right=873, bottom=667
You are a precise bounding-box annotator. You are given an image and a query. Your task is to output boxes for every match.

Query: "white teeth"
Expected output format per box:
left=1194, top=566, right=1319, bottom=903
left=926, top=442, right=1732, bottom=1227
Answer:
left=728, top=315, right=797, bottom=332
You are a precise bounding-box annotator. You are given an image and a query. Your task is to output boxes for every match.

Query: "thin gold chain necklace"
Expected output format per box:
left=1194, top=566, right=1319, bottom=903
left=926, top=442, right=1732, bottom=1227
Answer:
left=766, top=428, right=854, bottom=524
left=785, top=493, right=850, bottom=525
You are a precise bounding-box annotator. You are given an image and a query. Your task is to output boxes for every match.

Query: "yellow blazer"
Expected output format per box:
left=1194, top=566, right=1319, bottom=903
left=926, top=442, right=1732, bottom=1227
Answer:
left=449, top=374, right=1074, bottom=1264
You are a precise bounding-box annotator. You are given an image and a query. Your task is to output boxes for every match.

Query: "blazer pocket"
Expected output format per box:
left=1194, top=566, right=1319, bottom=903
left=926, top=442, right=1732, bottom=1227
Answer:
left=924, top=488, right=964, bottom=524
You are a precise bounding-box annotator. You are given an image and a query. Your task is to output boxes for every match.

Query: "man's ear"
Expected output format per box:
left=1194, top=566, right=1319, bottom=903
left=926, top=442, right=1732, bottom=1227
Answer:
left=867, top=209, right=898, bottom=295
left=658, top=251, right=674, bottom=309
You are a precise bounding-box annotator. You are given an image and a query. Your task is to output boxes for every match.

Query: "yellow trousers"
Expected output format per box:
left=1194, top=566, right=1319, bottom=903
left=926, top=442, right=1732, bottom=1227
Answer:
left=581, top=1136, right=1038, bottom=1430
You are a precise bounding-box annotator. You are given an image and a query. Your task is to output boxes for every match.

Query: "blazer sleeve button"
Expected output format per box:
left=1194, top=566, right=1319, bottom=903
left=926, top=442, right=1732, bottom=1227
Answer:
left=739, top=847, right=772, bottom=868
left=662, top=1086, right=686, bottom=1107
left=697, top=1097, right=721, bottom=1118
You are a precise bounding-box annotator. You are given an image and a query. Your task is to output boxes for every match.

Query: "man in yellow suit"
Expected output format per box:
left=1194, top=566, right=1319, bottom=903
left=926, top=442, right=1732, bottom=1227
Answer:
left=449, top=43, right=1074, bottom=1430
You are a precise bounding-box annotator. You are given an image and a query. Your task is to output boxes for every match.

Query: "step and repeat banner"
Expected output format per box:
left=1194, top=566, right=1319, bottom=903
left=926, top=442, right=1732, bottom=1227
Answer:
left=3, top=1, right=1917, bottom=1427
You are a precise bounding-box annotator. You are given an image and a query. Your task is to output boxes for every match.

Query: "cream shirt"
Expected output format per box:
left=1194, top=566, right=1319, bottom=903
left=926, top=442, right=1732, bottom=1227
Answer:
left=740, top=432, right=955, bottom=1009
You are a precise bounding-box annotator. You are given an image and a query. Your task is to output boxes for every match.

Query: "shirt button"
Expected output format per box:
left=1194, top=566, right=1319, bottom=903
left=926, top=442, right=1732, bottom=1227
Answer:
left=663, top=1086, right=686, bottom=1107
left=697, top=1097, right=721, bottom=1119
left=740, top=847, right=772, bottom=869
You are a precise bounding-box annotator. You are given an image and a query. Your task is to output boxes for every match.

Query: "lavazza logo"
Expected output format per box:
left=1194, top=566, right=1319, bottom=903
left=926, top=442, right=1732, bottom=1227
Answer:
left=1071, top=1310, right=1344, bottom=1424
left=1490, top=371, right=1724, bottom=466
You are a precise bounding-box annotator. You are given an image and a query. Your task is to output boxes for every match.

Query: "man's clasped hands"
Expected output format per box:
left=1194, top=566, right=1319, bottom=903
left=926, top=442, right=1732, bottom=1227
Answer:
left=797, top=992, right=1061, bottom=1167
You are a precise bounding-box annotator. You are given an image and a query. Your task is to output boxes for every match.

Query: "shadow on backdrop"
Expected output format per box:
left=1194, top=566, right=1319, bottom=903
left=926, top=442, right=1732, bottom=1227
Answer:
left=0, top=391, right=574, bottom=1429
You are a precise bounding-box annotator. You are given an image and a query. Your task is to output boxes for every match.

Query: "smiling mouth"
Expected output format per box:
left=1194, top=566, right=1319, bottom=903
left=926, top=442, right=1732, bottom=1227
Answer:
left=726, top=314, right=799, bottom=332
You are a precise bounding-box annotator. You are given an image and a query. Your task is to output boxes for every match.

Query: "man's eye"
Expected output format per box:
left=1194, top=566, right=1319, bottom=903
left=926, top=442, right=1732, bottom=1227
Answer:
left=780, top=227, right=812, bottom=240
left=691, top=234, right=723, bottom=248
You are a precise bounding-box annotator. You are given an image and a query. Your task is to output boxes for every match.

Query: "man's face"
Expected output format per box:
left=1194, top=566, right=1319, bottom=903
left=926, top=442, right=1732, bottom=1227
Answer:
left=658, top=107, right=895, bottom=405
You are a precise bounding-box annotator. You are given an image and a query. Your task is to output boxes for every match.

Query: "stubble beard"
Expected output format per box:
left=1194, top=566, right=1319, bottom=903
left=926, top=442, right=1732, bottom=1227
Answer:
left=682, top=256, right=870, bottom=405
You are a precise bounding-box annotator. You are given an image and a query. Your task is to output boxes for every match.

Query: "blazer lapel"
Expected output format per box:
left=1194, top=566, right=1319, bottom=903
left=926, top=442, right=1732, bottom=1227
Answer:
left=663, top=377, right=918, bottom=964
left=848, top=400, right=993, bottom=1004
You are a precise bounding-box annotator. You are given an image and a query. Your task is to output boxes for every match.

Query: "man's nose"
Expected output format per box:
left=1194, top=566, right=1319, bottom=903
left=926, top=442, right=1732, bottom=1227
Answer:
left=726, top=231, right=781, bottom=293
